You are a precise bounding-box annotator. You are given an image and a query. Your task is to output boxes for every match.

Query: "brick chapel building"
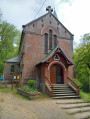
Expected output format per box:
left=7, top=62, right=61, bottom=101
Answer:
left=4, top=6, right=76, bottom=94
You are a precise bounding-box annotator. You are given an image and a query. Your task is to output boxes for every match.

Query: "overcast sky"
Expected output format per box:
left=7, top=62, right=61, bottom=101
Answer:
left=0, top=0, right=90, bottom=45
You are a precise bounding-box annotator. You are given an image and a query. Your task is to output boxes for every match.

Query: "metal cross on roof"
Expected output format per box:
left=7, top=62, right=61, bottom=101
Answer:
left=46, top=6, right=53, bottom=13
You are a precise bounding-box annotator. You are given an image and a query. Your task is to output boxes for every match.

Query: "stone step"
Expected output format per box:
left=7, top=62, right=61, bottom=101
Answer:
left=53, top=86, right=70, bottom=88
left=51, top=84, right=79, bottom=99
left=62, top=103, right=90, bottom=109
left=53, top=89, right=73, bottom=92
left=68, top=107, right=90, bottom=114
left=56, top=101, right=88, bottom=104
left=53, top=87, right=70, bottom=89
left=54, top=90, right=75, bottom=94
left=53, top=85, right=69, bottom=88
left=53, top=95, right=80, bottom=99
left=53, top=84, right=67, bottom=86
left=74, top=112, right=90, bottom=119
left=54, top=93, right=76, bottom=96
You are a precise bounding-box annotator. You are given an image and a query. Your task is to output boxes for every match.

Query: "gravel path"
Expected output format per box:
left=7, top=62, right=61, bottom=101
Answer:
left=0, top=92, right=74, bottom=119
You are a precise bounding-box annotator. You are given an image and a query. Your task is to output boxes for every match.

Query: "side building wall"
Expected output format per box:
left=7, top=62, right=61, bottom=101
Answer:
left=4, top=62, right=20, bottom=82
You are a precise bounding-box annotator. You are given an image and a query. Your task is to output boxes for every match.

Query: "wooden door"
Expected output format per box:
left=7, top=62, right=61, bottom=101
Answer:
left=50, top=65, right=56, bottom=84
left=56, top=65, right=62, bottom=84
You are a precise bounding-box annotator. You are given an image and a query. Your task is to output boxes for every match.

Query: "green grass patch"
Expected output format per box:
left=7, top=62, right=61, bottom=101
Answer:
left=21, top=85, right=38, bottom=93
left=0, top=87, right=17, bottom=94
left=0, top=86, right=51, bottom=101
left=80, top=90, right=90, bottom=102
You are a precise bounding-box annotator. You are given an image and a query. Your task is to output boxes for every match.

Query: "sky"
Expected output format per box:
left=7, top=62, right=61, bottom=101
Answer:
left=0, top=0, right=90, bottom=46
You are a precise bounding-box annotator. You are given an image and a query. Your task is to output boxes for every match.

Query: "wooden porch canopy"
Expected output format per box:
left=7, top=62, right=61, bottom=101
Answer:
left=36, top=46, right=74, bottom=66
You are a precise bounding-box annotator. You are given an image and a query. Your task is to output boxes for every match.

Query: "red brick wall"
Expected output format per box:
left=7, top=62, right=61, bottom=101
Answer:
left=20, top=13, right=74, bottom=83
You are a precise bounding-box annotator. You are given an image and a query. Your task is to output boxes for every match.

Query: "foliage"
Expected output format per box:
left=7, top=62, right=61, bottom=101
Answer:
left=80, top=90, right=90, bottom=102
left=21, top=85, right=38, bottom=93
left=74, top=33, right=90, bottom=92
left=73, top=79, right=83, bottom=88
left=28, top=80, right=37, bottom=89
left=0, top=21, right=21, bottom=74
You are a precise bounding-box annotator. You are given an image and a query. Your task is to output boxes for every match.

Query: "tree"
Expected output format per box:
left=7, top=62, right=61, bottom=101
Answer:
left=74, top=33, right=90, bottom=92
left=0, top=21, right=21, bottom=74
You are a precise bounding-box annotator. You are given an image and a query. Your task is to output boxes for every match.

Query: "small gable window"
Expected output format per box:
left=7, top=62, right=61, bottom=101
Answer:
left=33, top=24, right=35, bottom=27
left=11, top=65, right=15, bottom=72
left=54, top=35, right=57, bottom=48
left=41, top=19, right=43, bottom=22
left=54, top=54, right=60, bottom=60
left=44, top=33, right=48, bottom=53
left=49, top=30, right=52, bottom=49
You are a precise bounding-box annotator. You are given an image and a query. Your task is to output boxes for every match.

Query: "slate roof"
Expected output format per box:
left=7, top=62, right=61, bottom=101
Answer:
left=23, top=12, right=49, bottom=27
left=5, top=56, right=20, bottom=63
left=53, top=9, right=58, bottom=19
left=36, top=46, right=74, bottom=65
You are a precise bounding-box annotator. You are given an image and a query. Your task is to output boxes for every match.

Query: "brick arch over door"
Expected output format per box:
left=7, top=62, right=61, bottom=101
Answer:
left=47, top=61, right=67, bottom=84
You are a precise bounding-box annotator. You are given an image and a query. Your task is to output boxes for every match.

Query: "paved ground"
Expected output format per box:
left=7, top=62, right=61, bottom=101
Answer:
left=0, top=92, right=90, bottom=119
left=0, top=92, right=74, bottom=119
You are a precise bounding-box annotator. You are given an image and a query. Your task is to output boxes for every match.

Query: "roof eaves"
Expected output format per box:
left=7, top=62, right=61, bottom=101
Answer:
left=59, top=46, right=74, bottom=64
left=51, top=13, right=74, bottom=36
left=5, top=56, right=20, bottom=63
left=41, top=46, right=58, bottom=63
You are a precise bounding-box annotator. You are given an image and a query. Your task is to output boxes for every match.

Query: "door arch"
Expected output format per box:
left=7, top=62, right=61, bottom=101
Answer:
left=50, top=64, right=63, bottom=84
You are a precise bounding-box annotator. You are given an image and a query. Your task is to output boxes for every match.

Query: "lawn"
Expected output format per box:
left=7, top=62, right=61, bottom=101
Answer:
left=80, top=90, right=90, bottom=102
left=0, top=87, right=17, bottom=94
left=0, top=87, right=50, bottom=100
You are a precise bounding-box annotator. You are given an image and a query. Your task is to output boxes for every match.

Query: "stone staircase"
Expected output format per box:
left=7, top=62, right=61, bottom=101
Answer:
left=52, top=84, right=80, bottom=99
left=56, top=100, right=90, bottom=119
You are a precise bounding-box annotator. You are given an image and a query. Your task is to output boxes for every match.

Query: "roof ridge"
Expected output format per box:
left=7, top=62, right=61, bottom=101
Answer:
left=23, top=12, right=49, bottom=27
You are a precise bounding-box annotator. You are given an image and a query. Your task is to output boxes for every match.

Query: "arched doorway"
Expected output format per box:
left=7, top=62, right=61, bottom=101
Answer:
left=50, top=64, right=63, bottom=84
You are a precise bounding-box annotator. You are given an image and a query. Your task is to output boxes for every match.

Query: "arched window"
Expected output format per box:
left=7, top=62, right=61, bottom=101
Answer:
left=49, top=30, right=52, bottom=49
left=44, top=33, right=48, bottom=53
left=11, top=65, right=15, bottom=72
left=54, top=35, right=57, bottom=48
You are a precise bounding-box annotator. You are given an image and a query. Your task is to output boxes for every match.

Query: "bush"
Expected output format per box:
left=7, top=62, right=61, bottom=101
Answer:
left=73, top=79, right=83, bottom=89
left=28, top=80, right=37, bottom=89
left=21, top=85, right=30, bottom=92
left=21, top=85, right=38, bottom=93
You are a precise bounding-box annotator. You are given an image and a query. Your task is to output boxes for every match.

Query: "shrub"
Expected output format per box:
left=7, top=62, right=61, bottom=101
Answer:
left=21, top=85, right=38, bottom=93
left=21, top=85, right=30, bottom=92
left=73, top=79, right=83, bottom=89
left=28, top=80, right=37, bottom=89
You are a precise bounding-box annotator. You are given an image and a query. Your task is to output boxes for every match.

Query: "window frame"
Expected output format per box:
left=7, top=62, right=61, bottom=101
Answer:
left=49, top=30, right=52, bottom=50
left=11, top=65, right=15, bottom=72
left=44, top=33, right=48, bottom=53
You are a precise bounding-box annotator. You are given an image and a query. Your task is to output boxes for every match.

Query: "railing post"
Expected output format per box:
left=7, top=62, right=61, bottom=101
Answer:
left=5, top=80, right=7, bottom=88
left=45, top=76, right=53, bottom=97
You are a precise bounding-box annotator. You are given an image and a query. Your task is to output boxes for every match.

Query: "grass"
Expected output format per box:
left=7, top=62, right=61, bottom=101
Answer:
left=80, top=90, right=90, bottom=102
left=0, top=86, right=50, bottom=101
left=0, top=87, right=17, bottom=94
